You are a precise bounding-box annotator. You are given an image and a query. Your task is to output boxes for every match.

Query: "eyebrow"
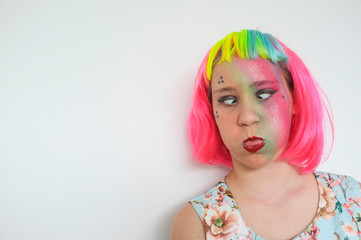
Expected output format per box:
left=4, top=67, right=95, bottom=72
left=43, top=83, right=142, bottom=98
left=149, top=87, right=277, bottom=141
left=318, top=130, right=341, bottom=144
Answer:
left=213, top=80, right=279, bottom=94
left=213, top=87, right=235, bottom=94
left=252, top=80, right=279, bottom=87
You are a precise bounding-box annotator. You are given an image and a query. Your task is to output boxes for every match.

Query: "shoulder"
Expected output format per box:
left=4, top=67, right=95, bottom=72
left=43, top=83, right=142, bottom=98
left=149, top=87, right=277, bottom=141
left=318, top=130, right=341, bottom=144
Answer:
left=170, top=203, right=204, bottom=240
left=314, top=171, right=361, bottom=199
left=315, top=171, right=360, bottom=186
left=170, top=181, right=226, bottom=240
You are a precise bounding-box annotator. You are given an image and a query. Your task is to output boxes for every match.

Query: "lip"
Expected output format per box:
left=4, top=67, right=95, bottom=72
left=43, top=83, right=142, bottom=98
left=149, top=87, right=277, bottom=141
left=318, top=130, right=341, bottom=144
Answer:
left=242, top=136, right=265, bottom=153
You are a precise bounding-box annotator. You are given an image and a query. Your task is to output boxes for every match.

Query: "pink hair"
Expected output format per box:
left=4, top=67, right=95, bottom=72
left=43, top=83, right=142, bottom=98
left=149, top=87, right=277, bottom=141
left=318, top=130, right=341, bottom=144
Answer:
left=188, top=37, right=334, bottom=174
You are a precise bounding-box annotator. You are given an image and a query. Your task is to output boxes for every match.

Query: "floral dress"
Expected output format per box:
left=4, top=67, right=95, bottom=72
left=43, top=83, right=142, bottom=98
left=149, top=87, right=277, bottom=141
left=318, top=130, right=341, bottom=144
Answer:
left=189, top=171, right=361, bottom=240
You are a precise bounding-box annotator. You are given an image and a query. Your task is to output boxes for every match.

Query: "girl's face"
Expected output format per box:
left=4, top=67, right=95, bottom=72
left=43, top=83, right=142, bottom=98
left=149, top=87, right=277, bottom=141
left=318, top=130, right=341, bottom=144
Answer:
left=211, top=57, right=294, bottom=169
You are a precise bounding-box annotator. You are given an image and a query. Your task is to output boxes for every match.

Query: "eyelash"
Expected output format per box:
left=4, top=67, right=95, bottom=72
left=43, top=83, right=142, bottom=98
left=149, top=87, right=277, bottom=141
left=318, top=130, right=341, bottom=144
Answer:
left=217, top=89, right=278, bottom=105
left=218, top=96, right=237, bottom=105
left=256, top=89, right=277, bottom=100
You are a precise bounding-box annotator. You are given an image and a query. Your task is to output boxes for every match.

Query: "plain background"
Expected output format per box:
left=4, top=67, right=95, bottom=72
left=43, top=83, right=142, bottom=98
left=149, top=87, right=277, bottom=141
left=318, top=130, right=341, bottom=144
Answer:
left=0, top=0, right=360, bottom=239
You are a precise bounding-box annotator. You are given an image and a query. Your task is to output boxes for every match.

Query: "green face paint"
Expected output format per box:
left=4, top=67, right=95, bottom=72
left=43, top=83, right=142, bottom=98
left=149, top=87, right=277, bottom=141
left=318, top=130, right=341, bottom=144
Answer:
left=211, top=57, right=293, bottom=169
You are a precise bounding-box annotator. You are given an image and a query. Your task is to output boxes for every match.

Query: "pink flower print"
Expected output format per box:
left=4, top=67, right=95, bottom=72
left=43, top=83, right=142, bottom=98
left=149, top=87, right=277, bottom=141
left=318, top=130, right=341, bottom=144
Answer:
left=218, top=186, right=226, bottom=193
left=215, top=193, right=225, bottom=203
left=311, top=224, right=320, bottom=238
left=355, top=195, right=361, bottom=204
left=326, top=178, right=341, bottom=188
left=204, top=192, right=212, bottom=200
left=303, top=223, right=320, bottom=239
left=341, top=223, right=357, bottom=236
left=331, top=178, right=341, bottom=187
left=203, top=206, right=242, bottom=240
left=223, top=200, right=231, bottom=206
left=343, top=201, right=355, bottom=216
left=315, top=179, right=337, bottom=220
left=344, top=202, right=351, bottom=209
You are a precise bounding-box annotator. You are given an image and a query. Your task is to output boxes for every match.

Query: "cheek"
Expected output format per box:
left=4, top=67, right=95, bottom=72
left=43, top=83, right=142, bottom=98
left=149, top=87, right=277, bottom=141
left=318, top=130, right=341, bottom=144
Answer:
left=213, top=109, right=239, bottom=145
left=264, top=94, right=292, bottom=145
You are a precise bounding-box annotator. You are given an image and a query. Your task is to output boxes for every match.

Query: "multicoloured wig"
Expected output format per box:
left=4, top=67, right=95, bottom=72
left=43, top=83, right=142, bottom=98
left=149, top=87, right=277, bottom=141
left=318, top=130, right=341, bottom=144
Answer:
left=188, top=30, right=334, bottom=174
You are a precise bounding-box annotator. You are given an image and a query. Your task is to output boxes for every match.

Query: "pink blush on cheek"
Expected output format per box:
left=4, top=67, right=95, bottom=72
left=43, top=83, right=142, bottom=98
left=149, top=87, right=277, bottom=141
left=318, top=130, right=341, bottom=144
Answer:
left=264, top=94, right=292, bottom=149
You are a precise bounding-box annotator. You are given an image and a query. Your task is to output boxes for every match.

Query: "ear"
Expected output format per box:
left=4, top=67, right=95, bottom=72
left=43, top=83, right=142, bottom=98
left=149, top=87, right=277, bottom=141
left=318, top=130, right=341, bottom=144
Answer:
left=280, top=66, right=296, bottom=115
left=291, top=92, right=298, bottom=115
left=291, top=99, right=298, bottom=115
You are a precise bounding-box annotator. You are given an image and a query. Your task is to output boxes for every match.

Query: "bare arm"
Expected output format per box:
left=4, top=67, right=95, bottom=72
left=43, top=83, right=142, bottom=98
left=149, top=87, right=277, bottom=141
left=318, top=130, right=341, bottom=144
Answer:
left=170, top=203, right=205, bottom=240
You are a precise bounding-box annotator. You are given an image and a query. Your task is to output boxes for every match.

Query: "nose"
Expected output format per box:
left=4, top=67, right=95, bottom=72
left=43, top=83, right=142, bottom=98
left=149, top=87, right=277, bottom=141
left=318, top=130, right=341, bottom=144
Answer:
left=237, top=104, right=260, bottom=127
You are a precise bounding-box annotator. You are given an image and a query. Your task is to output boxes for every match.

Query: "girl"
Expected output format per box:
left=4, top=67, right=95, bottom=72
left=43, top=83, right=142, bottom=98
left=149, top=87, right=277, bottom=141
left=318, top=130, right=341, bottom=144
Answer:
left=171, top=30, right=361, bottom=240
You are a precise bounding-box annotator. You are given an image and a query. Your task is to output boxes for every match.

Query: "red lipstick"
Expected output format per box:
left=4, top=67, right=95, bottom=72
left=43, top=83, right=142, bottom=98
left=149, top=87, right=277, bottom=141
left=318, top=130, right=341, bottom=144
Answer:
left=243, top=136, right=265, bottom=153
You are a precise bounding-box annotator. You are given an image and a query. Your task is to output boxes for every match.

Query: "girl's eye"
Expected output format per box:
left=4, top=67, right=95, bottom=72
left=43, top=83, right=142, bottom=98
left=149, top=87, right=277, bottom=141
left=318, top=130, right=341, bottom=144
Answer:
left=224, top=99, right=237, bottom=105
left=218, top=96, right=237, bottom=105
left=256, top=89, right=277, bottom=100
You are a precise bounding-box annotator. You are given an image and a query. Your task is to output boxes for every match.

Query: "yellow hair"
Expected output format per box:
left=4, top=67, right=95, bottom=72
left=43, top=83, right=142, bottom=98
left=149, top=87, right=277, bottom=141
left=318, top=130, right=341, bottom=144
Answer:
left=205, top=30, right=288, bottom=82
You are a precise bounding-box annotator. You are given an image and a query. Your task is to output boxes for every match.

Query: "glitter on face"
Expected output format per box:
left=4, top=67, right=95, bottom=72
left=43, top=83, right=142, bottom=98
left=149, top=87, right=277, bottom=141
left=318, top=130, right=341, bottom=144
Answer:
left=211, top=57, right=294, bottom=168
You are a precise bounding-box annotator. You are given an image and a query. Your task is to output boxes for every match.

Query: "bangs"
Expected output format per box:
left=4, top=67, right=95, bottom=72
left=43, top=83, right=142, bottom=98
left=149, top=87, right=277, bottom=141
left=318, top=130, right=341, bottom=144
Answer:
left=206, top=30, right=289, bottom=81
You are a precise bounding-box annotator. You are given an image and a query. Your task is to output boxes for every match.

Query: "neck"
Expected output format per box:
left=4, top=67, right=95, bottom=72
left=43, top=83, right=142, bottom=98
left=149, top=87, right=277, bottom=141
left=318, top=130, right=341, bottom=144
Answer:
left=227, top=160, right=309, bottom=201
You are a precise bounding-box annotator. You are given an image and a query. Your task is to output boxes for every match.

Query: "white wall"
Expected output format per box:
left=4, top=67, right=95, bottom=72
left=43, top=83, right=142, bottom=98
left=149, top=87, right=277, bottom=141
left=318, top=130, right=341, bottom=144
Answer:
left=0, top=0, right=360, bottom=239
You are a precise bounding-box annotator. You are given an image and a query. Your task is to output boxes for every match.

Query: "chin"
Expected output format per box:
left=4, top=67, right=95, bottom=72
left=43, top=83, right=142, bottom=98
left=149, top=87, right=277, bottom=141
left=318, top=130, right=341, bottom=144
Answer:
left=231, top=154, right=274, bottom=170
